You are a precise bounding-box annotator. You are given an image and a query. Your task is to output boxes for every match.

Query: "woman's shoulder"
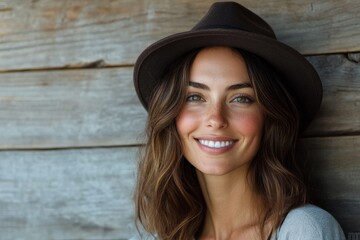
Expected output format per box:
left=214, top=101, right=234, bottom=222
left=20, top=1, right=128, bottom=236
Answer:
left=272, top=204, right=346, bottom=240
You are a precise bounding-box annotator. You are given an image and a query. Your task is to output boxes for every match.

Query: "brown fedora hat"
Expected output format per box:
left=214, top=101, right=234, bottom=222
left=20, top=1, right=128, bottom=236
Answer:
left=134, top=1, right=322, bottom=130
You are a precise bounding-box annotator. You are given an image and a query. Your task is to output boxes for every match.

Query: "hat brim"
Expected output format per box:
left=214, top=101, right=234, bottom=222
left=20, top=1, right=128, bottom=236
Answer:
left=134, top=29, right=322, bottom=130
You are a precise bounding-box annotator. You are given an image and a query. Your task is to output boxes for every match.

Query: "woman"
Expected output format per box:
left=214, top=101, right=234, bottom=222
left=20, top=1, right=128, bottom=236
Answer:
left=133, top=2, right=345, bottom=239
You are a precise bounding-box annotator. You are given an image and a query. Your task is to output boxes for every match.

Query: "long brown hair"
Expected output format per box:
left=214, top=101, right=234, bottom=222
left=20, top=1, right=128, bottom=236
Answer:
left=241, top=49, right=307, bottom=236
left=135, top=47, right=307, bottom=239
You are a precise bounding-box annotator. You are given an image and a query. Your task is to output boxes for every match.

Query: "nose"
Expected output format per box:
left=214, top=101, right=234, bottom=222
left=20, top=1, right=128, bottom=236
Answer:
left=206, top=102, right=228, bottom=129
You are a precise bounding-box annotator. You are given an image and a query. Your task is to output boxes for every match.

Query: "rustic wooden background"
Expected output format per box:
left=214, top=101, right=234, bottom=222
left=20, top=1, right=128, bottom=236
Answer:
left=0, top=0, right=359, bottom=239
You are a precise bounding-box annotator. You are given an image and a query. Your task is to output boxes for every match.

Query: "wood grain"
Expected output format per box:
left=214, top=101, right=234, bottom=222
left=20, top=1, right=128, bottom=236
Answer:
left=0, top=53, right=359, bottom=149
left=0, top=0, right=359, bottom=71
left=304, top=53, right=360, bottom=136
left=301, top=136, right=360, bottom=233
left=0, top=146, right=139, bottom=240
left=0, top=67, right=147, bottom=149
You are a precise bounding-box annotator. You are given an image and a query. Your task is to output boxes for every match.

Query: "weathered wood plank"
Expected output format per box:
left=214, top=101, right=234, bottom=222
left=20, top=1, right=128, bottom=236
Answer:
left=304, top=53, right=360, bottom=136
left=0, top=0, right=359, bottom=71
left=0, top=146, right=139, bottom=240
left=0, top=53, right=358, bottom=148
left=0, top=67, right=147, bottom=149
left=0, top=137, right=358, bottom=239
left=300, top=136, right=360, bottom=233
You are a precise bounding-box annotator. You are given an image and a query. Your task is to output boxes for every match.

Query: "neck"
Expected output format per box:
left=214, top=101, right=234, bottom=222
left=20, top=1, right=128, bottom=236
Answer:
left=197, top=167, right=266, bottom=240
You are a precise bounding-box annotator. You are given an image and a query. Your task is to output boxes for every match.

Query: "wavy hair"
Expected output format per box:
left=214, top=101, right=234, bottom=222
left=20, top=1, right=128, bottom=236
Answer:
left=135, top=47, right=308, bottom=239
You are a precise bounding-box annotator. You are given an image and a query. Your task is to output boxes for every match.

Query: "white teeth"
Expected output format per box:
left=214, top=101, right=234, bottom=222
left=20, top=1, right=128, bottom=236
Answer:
left=199, top=139, right=234, bottom=148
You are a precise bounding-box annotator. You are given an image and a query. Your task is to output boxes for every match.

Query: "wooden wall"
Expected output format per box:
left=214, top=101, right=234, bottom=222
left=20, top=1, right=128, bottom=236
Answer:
left=0, top=0, right=359, bottom=239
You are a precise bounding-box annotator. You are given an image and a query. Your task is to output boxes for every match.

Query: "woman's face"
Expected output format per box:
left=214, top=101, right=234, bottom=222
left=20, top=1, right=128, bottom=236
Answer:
left=176, top=47, right=264, bottom=176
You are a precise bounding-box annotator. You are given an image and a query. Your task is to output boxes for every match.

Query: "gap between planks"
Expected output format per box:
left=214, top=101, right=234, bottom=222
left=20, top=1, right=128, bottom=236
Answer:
left=0, top=62, right=134, bottom=73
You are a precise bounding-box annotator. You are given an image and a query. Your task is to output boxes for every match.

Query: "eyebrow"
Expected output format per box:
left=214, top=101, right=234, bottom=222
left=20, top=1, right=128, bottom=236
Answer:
left=189, top=81, right=252, bottom=91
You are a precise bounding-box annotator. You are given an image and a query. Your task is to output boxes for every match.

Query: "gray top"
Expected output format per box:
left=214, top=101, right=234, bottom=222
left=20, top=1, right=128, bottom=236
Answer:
left=270, top=204, right=346, bottom=240
left=130, top=204, right=346, bottom=240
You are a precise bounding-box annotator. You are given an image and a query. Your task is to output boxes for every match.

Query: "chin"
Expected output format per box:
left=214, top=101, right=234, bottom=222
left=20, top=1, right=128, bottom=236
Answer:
left=194, top=160, right=250, bottom=177
left=197, top=168, right=231, bottom=176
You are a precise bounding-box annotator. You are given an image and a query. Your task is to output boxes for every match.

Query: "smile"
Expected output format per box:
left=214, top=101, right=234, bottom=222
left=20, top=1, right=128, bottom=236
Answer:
left=198, top=139, right=235, bottom=148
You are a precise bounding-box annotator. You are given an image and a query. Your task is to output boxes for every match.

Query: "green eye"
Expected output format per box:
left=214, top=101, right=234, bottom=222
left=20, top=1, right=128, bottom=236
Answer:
left=186, top=95, right=204, bottom=102
left=232, top=96, right=253, bottom=103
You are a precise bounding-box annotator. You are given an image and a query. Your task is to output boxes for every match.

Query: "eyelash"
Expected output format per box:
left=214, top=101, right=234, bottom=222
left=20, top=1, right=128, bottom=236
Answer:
left=186, top=94, right=205, bottom=102
left=185, top=94, right=254, bottom=104
left=231, top=95, right=254, bottom=103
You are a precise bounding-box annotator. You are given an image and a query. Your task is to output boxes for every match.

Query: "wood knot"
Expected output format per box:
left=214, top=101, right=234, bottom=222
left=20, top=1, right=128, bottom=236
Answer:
left=346, top=53, right=360, bottom=64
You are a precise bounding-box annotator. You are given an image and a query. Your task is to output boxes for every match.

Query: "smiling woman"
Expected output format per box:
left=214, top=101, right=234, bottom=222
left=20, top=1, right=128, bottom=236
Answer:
left=132, top=2, right=346, bottom=240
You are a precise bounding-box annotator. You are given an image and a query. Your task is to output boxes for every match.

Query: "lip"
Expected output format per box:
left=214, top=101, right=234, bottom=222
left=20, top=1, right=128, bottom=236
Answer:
left=195, top=136, right=237, bottom=154
left=196, top=136, right=237, bottom=141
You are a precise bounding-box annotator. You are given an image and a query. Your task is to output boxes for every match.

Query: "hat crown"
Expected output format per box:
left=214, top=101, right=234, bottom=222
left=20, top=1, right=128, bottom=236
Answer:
left=192, top=2, right=276, bottom=39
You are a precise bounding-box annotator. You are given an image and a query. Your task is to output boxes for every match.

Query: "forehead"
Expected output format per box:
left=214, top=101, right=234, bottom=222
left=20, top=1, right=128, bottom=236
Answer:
left=190, top=46, right=250, bottom=85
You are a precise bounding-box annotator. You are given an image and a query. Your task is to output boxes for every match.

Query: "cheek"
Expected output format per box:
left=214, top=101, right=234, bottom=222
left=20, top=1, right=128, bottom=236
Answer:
left=231, top=110, right=264, bottom=136
left=175, top=109, right=199, bottom=138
